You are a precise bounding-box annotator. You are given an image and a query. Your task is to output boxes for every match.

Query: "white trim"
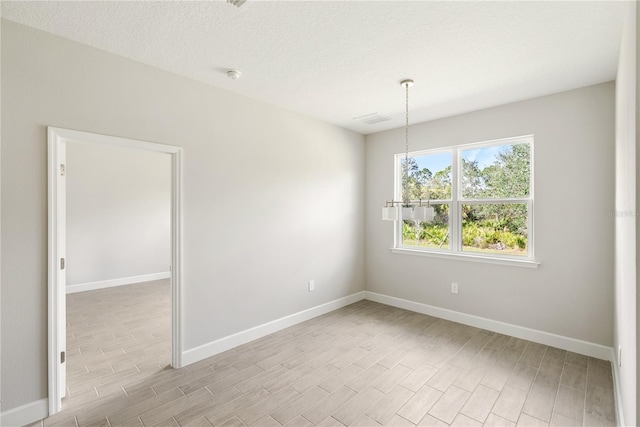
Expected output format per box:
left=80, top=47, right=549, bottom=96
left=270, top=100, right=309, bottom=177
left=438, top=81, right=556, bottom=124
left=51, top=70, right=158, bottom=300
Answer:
left=393, top=135, right=535, bottom=262
left=182, top=288, right=612, bottom=368
left=452, top=148, right=460, bottom=252
left=66, top=272, right=171, bottom=294
left=47, top=127, right=184, bottom=414
left=47, top=128, right=66, bottom=414
left=47, top=127, right=181, bottom=154
left=0, top=398, right=48, bottom=427
left=457, top=198, right=531, bottom=204
left=611, top=352, right=625, bottom=427
left=171, top=148, right=184, bottom=369
left=182, top=291, right=366, bottom=366
left=390, top=248, right=540, bottom=268
left=365, top=291, right=612, bottom=360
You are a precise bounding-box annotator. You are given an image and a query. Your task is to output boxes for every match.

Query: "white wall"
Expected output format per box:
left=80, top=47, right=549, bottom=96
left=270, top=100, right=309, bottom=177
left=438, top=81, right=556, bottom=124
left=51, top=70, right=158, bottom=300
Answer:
left=0, top=20, right=365, bottom=413
left=615, top=2, right=637, bottom=426
left=66, top=142, right=171, bottom=288
left=366, top=83, right=615, bottom=347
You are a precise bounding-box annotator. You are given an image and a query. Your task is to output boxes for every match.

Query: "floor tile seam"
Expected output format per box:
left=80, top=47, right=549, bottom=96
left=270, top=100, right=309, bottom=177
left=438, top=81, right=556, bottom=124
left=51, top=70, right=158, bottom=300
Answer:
left=582, top=356, right=591, bottom=425
left=542, top=361, right=564, bottom=424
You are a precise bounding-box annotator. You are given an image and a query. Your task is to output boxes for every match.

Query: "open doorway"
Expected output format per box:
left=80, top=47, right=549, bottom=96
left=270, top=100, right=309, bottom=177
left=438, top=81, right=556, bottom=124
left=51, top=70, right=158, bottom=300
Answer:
left=47, top=127, right=183, bottom=416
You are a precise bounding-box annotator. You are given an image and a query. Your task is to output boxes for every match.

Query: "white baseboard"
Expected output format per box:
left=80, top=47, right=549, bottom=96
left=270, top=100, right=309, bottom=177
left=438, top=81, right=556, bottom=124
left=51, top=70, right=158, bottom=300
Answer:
left=0, top=398, right=48, bottom=427
left=365, top=291, right=613, bottom=361
left=183, top=289, right=614, bottom=368
left=611, top=352, right=626, bottom=427
left=66, top=271, right=171, bottom=294
left=182, top=291, right=366, bottom=366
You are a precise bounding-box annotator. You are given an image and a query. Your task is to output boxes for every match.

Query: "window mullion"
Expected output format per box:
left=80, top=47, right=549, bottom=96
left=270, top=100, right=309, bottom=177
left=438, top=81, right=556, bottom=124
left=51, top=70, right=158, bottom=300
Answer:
left=394, top=154, right=402, bottom=247
left=459, top=197, right=531, bottom=204
left=527, top=200, right=533, bottom=258
left=451, top=148, right=460, bottom=252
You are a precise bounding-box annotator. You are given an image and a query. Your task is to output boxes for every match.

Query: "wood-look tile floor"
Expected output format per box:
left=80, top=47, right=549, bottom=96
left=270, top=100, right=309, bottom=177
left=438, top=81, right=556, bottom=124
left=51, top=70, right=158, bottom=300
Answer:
left=29, top=282, right=617, bottom=427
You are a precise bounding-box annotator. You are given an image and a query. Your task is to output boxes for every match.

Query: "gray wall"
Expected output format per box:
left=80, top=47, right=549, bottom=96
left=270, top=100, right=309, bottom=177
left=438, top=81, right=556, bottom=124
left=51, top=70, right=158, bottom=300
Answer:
left=67, top=142, right=171, bottom=287
left=0, top=20, right=365, bottom=412
left=614, top=2, right=637, bottom=425
left=365, top=83, right=615, bottom=347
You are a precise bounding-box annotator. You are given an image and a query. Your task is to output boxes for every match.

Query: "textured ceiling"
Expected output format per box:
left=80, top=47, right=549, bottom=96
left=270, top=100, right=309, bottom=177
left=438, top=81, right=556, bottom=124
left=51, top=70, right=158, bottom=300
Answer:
left=1, top=1, right=628, bottom=135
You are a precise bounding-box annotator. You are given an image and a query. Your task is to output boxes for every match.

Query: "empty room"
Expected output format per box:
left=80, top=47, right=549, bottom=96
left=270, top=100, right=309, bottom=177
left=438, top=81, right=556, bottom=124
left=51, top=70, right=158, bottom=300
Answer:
left=0, top=1, right=638, bottom=427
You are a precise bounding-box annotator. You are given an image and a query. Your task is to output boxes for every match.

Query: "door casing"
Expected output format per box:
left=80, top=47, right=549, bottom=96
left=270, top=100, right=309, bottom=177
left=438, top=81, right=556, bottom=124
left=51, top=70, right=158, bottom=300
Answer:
left=47, top=127, right=184, bottom=415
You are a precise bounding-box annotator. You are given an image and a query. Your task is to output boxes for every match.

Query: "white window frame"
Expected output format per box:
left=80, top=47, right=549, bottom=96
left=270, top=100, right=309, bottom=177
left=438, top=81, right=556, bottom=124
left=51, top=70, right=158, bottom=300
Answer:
left=392, top=135, right=539, bottom=268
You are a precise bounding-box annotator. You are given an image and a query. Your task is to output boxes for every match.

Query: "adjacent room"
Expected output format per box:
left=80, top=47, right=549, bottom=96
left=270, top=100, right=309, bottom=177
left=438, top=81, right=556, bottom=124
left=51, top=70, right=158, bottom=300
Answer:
left=64, top=141, right=173, bottom=412
left=0, top=1, right=637, bottom=427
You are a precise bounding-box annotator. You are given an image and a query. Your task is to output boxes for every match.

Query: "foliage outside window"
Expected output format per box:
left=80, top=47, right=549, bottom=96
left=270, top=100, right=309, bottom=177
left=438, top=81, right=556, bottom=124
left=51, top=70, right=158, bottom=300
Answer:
left=396, top=136, right=533, bottom=259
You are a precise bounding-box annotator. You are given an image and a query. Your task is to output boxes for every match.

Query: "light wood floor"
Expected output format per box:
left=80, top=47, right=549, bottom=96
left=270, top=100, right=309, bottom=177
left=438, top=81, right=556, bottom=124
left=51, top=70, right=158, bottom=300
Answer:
left=29, top=281, right=616, bottom=427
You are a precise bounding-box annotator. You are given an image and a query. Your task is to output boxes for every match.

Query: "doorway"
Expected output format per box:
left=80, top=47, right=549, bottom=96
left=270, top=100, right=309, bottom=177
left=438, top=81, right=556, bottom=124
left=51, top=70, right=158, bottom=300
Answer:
left=47, top=127, right=183, bottom=416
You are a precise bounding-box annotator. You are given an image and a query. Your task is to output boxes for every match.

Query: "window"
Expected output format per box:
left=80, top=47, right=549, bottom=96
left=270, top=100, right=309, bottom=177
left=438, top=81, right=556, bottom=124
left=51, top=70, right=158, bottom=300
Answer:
left=395, top=136, right=533, bottom=261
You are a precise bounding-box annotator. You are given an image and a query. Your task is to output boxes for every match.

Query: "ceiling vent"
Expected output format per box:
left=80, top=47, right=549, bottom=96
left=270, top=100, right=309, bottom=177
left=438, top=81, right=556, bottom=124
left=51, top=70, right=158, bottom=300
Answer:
left=226, top=0, right=248, bottom=7
left=353, top=113, right=391, bottom=125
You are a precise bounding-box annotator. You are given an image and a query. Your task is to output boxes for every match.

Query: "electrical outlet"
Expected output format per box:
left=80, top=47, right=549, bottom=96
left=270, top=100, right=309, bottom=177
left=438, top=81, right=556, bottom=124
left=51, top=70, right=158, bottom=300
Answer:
left=618, top=345, right=622, bottom=367
left=451, top=282, right=458, bottom=294
left=308, top=280, right=315, bottom=292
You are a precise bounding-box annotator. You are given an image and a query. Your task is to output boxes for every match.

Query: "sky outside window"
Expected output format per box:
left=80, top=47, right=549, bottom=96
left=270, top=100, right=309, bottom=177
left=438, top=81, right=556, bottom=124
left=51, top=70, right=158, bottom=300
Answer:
left=413, top=152, right=451, bottom=175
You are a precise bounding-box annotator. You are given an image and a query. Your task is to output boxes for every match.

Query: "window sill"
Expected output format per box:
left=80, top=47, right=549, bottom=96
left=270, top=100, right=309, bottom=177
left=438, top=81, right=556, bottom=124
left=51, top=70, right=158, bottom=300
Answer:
left=390, top=248, right=540, bottom=268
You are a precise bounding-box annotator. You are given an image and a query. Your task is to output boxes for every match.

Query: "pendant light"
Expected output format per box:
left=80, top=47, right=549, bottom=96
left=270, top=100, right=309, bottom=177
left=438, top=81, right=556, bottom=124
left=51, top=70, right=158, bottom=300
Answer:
left=382, top=79, right=434, bottom=223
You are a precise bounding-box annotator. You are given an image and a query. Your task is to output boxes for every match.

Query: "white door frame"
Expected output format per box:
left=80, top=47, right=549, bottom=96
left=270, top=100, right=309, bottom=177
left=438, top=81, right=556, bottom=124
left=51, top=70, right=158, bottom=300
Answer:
left=47, top=127, right=184, bottom=415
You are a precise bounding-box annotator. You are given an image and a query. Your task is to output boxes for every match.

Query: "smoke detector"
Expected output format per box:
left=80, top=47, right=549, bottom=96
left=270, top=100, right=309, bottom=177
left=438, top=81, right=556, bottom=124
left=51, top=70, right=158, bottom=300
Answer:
left=226, top=69, right=241, bottom=80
